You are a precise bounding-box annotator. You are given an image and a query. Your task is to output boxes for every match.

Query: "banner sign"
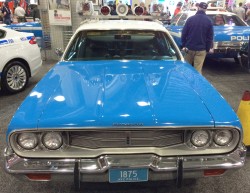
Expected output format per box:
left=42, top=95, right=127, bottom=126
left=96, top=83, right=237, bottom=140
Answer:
left=48, top=0, right=72, bottom=26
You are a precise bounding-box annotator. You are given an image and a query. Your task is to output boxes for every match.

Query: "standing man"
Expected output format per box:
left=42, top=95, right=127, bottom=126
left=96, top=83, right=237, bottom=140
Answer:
left=246, top=2, right=250, bottom=25
left=181, top=2, right=214, bottom=74
left=31, top=4, right=40, bottom=21
left=2, top=2, right=12, bottom=25
left=233, top=2, right=246, bottom=21
left=174, top=2, right=182, bottom=16
left=14, top=5, right=26, bottom=22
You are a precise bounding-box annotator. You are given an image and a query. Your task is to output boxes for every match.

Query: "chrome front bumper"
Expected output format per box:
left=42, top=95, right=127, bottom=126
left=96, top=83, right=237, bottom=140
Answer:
left=4, top=144, right=246, bottom=182
left=213, top=47, right=241, bottom=54
left=213, top=41, right=243, bottom=55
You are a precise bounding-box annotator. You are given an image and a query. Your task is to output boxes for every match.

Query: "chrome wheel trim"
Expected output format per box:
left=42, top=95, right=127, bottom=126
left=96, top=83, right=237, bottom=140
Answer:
left=6, top=65, right=27, bottom=91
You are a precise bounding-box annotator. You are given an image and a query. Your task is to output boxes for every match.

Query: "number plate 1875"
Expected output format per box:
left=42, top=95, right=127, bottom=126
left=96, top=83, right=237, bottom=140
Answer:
left=109, top=168, right=148, bottom=183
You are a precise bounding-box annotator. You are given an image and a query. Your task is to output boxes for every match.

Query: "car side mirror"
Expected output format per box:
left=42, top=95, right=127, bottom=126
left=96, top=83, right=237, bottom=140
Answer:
left=55, top=48, right=63, bottom=57
left=169, top=48, right=176, bottom=56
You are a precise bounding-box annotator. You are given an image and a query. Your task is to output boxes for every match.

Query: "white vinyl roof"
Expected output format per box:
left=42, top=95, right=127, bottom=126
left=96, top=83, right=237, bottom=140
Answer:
left=76, top=20, right=168, bottom=33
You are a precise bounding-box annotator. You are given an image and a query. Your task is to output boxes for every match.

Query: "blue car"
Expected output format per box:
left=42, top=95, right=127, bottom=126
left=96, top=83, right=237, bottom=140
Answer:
left=4, top=19, right=246, bottom=190
left=165, top=11, right=250, bottom=60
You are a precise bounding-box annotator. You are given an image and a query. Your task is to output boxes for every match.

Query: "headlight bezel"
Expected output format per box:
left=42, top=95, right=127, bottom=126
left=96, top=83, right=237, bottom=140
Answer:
left=14, top=131, right=65, bottom=151
left=187, top=128, right=239, bottom=149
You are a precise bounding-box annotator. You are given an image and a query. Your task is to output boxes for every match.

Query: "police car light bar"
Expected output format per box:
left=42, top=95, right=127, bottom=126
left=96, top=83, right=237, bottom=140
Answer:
left=79, top=3, right=168, bottom=22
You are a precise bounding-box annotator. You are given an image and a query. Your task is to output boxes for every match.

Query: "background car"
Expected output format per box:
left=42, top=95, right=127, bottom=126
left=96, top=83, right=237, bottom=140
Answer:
left=166, top=11, right=249, bottom=62
left=4, top=21, right=44, bottom=48
left=0, top=26, right=42, bottom=94
left=4, top=5, right=246, bottom=191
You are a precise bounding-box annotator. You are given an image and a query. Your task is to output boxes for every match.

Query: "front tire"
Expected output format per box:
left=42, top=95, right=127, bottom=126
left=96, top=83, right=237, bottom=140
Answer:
left=1, top=61, right=29, bottom=94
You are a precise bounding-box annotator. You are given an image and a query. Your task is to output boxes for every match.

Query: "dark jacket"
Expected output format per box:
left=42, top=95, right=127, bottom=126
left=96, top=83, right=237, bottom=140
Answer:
left=181, top=10, right=214, bottom=52
left=31, top=6, right=40, bottom=21
left=2, top=6, right=11, bottom=20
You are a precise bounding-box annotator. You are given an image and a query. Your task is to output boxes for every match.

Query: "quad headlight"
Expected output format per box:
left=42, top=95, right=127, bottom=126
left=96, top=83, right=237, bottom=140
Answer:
left=214, top=130, right=232, bottom=146
left=42, top=132, right=63, bottom=150
left=17, top=133, right=38, bottom=150
left=191, top=130, right=210, bottom=147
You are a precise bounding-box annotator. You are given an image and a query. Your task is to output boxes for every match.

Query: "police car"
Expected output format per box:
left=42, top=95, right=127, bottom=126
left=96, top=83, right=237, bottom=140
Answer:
left=4, top=22, right=44, bottom=48
left=0, top=26, right=42, bottom=94
left=166, top=10, right=250, bottom=61
left=4, top=3, right=246, bottom=191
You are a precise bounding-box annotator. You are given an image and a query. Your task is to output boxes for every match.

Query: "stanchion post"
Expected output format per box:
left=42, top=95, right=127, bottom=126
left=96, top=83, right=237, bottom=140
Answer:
left=248, top=35, right=250, bottom=71
left=237, top=91, right=250, bottom=148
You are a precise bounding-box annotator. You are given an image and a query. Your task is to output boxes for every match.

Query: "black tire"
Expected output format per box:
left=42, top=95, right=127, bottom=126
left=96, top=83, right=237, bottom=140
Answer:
left=1, top=61, right=29, bottom=94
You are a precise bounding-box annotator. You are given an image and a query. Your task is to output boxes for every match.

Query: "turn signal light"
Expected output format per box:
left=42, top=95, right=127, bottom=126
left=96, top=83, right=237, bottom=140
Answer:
left=29, top=36, right=37, bottom=44
left=204, top=169, right=226, bottom=176
left=26, top=173, right=51, bottom=181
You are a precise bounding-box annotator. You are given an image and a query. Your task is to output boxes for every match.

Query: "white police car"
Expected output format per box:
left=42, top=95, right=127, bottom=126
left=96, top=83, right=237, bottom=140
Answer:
left=0, top=26, right=42, bottom=94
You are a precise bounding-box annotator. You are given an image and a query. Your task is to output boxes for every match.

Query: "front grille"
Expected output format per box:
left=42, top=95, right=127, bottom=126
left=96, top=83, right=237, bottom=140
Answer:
left=69, top=130, right=184, bottom=149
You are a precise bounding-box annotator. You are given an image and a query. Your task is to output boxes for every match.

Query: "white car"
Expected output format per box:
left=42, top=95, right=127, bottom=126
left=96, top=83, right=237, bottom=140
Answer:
left=0, top=26, right=42, bottom=94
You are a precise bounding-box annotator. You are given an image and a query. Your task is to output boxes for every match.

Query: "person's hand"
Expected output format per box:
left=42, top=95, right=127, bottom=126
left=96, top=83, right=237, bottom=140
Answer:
left=182, top=47, right=188, bottom=53
left=208, top=48, right=214, bottom=53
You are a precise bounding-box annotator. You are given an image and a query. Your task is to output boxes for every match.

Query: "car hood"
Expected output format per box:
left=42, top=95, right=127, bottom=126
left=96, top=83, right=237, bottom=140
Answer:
left=8, top=60, right=240, bottom=133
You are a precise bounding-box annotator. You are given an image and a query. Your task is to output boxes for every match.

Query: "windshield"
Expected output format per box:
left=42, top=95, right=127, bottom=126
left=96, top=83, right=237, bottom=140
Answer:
left=64, top=30, right=180, bottom=61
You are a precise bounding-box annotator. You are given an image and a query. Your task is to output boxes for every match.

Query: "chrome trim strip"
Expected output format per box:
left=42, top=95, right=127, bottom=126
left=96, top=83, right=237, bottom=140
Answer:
left=4, top=144, right=246, bottom=176
left=8, top=125, right=242, bottom=136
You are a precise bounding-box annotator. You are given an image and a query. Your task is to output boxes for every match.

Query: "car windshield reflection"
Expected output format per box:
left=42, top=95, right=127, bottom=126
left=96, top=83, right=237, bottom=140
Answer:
left=64, top=30, right=178, bottom=61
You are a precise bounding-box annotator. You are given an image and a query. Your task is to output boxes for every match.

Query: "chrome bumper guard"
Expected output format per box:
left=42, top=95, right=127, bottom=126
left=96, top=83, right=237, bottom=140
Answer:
left=4, top=144, right=246, bottom=185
